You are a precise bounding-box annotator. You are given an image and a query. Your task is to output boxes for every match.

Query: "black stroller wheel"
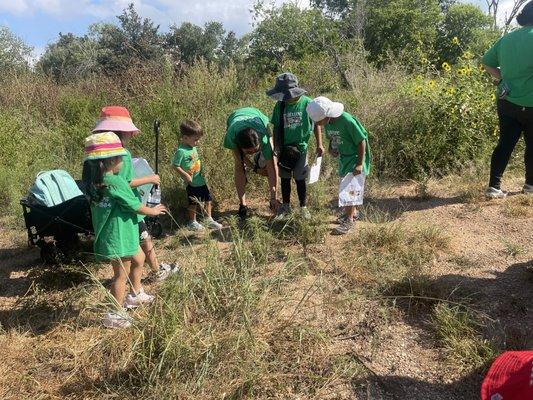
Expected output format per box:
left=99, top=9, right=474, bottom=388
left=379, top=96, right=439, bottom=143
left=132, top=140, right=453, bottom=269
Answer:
left=148, top=220, right=163, bottom=239
left=40, top=242, right=61, bottom=265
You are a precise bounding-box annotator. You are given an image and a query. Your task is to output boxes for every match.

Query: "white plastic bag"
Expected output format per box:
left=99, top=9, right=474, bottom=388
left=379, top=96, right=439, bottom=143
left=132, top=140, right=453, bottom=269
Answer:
left=338, top=173, right=365, bottom=206
left=307, top=156, right=322, bottom=184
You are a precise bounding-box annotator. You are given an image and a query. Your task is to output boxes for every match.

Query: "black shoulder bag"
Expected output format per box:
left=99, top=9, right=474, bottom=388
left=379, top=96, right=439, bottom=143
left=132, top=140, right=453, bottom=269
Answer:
left=275, top=101, right=301, bottom=172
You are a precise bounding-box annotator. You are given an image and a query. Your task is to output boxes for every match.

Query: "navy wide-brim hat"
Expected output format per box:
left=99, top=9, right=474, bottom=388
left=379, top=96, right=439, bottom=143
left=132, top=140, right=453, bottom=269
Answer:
left=266, top=72, right=307, bottom=102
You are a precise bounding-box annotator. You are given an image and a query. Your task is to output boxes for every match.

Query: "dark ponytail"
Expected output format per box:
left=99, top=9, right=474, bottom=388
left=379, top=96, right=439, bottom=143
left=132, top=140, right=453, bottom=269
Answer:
left=82, top=156, right=122, bottom=202
left=517, top=1, right=533, bottom=26
left=236, top=128, right=260, bottom=150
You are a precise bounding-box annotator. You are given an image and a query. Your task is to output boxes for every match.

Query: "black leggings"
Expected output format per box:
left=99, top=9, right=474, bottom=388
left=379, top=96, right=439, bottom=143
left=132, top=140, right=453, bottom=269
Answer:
left=281, top=178, right=307, bottom=207
left=489, top=99, right=533, bottom=189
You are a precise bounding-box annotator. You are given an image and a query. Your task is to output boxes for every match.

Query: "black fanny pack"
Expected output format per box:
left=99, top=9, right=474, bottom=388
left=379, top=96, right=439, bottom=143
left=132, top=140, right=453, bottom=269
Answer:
left=278, top=145, right=301, bottom=172
left=274, top=100, right=302, bottom=172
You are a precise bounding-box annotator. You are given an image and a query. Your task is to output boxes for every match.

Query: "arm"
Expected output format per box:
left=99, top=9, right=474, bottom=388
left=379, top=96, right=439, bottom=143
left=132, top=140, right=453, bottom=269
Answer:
left=483, top=65, right=501, bottom=82
left=173, top=165, right=193, bottom=185
left=137, top=204, right=166, bottom=217
left=314, top=124, right=324, bottom=157
left=131, top=175, right=160, bottom=188
left=353, top=140, right=366, bottom=176
left=265, top=158, right=278, bottom=208
left=233, top=148, right=247, bottom=206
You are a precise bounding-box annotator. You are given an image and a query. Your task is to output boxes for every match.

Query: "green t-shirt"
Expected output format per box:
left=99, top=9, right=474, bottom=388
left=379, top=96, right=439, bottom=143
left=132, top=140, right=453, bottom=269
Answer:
left=325, top=112, right=372, bottom=177
left=223, top=107, right=273, bottom=160
left=271, top=95, right=314, bottom=153
left=172, top=144, right=206, bottom=187
left=482, top=27, right=533, bottom=107
left=118, top=149, right=144, bottom=222
left=90, top=174, right=142, bottom=260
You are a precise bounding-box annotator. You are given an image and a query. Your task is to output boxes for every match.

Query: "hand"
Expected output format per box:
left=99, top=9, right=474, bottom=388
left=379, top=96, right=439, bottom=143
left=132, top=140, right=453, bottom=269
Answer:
left=353, top=165, right=363, bottom=176
left=150, top=174, right=161, bottom=185
left=316, top=146, right=325, bottom=157
left=269, top=198, right=281, bottom=213
left=150, top=204, right=167, bottom=216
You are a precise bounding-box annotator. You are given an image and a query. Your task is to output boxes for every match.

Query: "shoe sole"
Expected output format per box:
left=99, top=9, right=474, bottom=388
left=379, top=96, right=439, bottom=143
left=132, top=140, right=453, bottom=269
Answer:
left=124, top=299, right=155, bottom=309
left=103, top=321, right=131, bottom=329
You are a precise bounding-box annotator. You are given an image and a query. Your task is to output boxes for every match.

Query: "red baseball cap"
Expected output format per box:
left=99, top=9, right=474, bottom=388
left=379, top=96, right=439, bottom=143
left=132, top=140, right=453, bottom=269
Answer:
left=481, top=351, right=533, bottom=400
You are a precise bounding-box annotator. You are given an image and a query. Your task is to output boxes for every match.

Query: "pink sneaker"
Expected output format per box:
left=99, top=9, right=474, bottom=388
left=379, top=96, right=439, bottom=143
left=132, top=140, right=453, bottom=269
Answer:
left=124, top=289, right=155, bottom=309
left=102, top=312, right=132, bottom=329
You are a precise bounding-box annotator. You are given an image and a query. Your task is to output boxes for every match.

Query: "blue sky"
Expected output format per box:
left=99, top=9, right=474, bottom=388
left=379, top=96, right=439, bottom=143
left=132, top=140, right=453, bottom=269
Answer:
left=0, top=0, right=515, bottom=58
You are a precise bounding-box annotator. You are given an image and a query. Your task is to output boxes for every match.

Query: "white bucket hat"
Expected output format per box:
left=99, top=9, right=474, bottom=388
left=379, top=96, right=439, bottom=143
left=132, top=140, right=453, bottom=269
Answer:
left=306, top=96, right=344, bottom=122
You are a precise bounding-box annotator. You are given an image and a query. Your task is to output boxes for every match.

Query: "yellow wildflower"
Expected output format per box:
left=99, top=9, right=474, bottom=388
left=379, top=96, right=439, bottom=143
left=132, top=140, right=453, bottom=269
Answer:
left=442, top=62, right=452, bottom=72
left=457, top=68, right=466, bottom=76
left=428, top=80, right=436, bottom=88
left=463, top=51, right=473, bottom=59
left=452, top=36, right=460, bottom=45
left=447, top=87, right=457, bottom=95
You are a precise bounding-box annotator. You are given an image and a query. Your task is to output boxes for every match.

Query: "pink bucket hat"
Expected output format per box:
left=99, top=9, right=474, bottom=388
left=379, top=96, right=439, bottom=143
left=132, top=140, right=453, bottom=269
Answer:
left=92, top=106, right=140, bottom=134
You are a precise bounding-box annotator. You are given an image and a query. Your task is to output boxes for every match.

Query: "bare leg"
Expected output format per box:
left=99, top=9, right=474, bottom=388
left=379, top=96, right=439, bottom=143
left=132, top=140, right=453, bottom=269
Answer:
left=345, top=205, right=357, bottom=221
left=188, top=204, right=197, bottom=222
left=205, top=201, right=213, bottom=218
left=128, top=248, right=145, bottom=294
left=110, top=258, right=131, bottom=306
left=141, top=238, right=159, bottom=272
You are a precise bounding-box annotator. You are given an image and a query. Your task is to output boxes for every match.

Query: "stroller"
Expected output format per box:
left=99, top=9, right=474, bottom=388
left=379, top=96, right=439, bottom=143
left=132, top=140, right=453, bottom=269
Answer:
left=20, top=175, right=93, bottom=264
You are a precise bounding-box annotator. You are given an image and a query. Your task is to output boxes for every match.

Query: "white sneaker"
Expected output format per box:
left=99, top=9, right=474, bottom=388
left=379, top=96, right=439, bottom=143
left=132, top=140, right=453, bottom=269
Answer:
left=124, top=289, right=155, bottom=309
left=300, top=206, right=311, bottom=219
left=102, top=312, right=132, bottom=329
left=485, top=186, right=507, bottom=199
left=153, top=263, right=179, bottom=281
left=204, top=217, right=223, bottom=230
left=523, top=184, right=533, bottom=195
left=187, top=220, right=205, bottom=231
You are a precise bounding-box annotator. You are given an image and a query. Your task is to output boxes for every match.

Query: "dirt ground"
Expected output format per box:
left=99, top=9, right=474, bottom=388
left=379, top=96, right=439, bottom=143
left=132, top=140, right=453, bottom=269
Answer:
left=0, top=177, right=531, bottom=399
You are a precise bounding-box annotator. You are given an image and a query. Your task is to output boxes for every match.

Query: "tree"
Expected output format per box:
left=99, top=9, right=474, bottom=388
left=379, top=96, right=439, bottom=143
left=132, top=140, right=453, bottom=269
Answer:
left=164, top=21, right=244, bottom=68
left=486, top=0, right=528, bottom=31
left=0, top=26, right=32, bottom=73
left=96, top=3, right=163, bottom=74
left=363, top=0, right=443, bottom=66
left=435, top=3, right=495, bottom=65
left=37, top=31, right=102, bottom=82
left=248, top=3, right=338, bottom=73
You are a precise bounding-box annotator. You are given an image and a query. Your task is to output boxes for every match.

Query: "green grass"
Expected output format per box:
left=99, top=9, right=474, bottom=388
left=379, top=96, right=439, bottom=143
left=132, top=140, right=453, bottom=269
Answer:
left=431, top=303, right=497, bottom=373
left=346, top=222, right=450, bottom=289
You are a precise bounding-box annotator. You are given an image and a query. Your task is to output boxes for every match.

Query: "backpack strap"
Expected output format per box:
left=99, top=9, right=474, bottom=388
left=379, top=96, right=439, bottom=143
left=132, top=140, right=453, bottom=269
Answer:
left=274, top=101, right=286, bottom=155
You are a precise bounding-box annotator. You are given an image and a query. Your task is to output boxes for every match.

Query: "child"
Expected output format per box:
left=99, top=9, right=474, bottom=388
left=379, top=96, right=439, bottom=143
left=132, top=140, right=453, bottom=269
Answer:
left=306, top=97, right=371, bottom=234
left=172, top=120, right=222, bottom=231
left=93, top=106, right=178, bottom=281
left=82, top=132, right=167, bottom=328
left=266, top=72, right=324, bottom=219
